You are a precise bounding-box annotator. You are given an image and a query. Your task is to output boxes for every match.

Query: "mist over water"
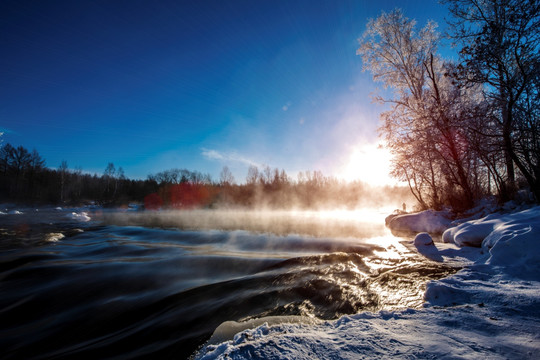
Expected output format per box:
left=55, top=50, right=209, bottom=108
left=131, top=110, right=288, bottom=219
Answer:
left=101, top=208, right=392, bottom=239
left=0, top=207, right=455, bottom=359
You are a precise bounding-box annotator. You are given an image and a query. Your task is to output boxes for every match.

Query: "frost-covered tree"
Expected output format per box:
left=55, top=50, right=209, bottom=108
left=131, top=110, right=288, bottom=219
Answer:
left=358, top=9, right=485, bottom=209
left=445, top=0, right=540, bottom=201
left=246, top=165, right=259, bottom=185
left=219, top=166, right=235, bottom=186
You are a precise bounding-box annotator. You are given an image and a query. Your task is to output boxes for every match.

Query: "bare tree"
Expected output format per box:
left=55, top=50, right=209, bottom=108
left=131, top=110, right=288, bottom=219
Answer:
left=59, top=160, right=69, bottom=203
left=103, top=162, right=116, bottom=198
left=358, top=9, right=484, bottom=209
left=445, top=0, right=540, bottom=201
left=246, top=165, right=259, bottom=185
left=0, top=144, right=15, bottom=176
left=220, top=166, right=235, bottom=186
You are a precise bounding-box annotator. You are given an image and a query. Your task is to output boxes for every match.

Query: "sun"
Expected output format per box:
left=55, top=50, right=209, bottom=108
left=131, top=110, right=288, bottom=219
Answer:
left=339, top=143, right=396, bottom=186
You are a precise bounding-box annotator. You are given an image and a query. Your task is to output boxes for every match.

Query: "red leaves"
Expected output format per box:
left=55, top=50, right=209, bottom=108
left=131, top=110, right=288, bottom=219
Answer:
left=145, top=183, right=213, bottom=210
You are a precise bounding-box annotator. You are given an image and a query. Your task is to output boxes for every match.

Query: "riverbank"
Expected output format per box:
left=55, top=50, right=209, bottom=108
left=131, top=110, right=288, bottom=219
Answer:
left=194, top=205, right=540, bottom=359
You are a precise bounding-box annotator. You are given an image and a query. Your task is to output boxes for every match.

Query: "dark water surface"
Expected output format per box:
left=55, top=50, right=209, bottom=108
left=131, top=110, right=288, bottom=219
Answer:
left=0, top=208, right=454, bottom=359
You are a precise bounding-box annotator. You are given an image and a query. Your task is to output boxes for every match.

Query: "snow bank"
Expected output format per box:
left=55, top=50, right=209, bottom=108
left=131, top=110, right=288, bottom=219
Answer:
left=442, top=206, right=540, bottom=271
left=481, top=208, right=540, bottom=273
left=196, top=300, right=540, bottom=359
left=426, top=206, right=540, bottom=308
left=386, top=210, right=452, bottom=234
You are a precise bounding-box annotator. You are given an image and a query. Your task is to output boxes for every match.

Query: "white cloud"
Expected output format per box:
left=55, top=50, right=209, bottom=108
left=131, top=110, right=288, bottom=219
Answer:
left=201, top=148, right=224, bottom=161
left=201, top=148, right=262, bottom=167
left=0, top=127, right=16, bottom=135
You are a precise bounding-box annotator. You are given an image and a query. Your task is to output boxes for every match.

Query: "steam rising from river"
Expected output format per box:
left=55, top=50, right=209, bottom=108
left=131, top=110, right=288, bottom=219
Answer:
left=101, top=208, right=395, bottom=239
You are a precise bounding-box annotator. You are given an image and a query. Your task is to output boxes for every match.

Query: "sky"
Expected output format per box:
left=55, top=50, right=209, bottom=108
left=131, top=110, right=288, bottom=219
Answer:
left=0, top=0, right=451, bottom=184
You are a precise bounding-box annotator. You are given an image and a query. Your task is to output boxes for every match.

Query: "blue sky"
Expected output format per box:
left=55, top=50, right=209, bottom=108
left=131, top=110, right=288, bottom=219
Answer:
left=0, top=0, right=450, bottom=183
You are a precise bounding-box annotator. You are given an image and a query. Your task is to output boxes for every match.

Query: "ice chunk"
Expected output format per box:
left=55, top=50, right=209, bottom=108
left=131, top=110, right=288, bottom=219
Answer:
left=68, top=212, right=91, bottom=222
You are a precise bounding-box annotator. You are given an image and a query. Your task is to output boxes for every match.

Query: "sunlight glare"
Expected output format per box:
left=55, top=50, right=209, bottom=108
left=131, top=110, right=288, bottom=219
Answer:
left=340, top=143, right=395, bottom=185
left=311, top=208, right=394, bottom=224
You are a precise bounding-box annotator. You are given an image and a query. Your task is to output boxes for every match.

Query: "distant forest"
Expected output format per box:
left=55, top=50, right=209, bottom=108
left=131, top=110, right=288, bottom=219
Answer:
left=0, top=143, right=411, bottom=210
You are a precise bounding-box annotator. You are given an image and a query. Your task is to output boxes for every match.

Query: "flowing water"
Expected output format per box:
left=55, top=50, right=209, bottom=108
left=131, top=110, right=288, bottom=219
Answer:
left=0, top=207, right=455, bottom=359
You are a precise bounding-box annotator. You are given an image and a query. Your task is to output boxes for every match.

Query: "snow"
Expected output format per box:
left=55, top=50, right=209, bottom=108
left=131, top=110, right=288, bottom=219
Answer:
left=196, top=299, right=539, bottom=359
left=44, top=232, right=65, bottom=242
left=413, top=232, right=433, bottom=246
left=386, top=209, right=452, bottom=234
left=194, top=206, right=540, bottom=359
left=67, top=211, right=91, bottom=222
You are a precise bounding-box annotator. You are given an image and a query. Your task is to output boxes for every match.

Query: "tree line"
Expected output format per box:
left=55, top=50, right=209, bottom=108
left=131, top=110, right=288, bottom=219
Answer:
left=0, top=143, right=156, bottom=205
left=358, top=0, right=539, bottom=211
left=0, top=143, right=410, bottom=210
left=144, top=165, right=411, bottom=210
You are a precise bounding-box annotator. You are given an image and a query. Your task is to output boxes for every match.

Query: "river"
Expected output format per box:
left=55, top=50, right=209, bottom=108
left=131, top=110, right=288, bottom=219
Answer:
left=0, top=207, right=454, bottom=359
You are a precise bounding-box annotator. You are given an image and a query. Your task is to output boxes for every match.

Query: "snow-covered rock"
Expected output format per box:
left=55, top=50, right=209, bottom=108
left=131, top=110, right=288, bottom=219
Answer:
left=44, top=233, right=65, bottom=242
left=68, top=212, right=91, bottom=222
left=414, top=232, right=433, bottom=246
left=387, top=210, right=452, bottom=234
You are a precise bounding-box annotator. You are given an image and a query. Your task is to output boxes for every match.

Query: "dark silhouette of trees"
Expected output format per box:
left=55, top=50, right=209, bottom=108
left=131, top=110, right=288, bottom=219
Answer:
left=0, top=144, right=48, bottom=201
left=444, top=0, right=540, bottom=202
left=0, top=143, right=156, bottom=205
left=59, top=160, right=69, bottom=203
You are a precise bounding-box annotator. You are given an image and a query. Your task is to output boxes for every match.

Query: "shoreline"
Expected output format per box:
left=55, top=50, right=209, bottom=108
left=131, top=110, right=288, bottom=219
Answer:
left=194, top=205, right=540, bottom=359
